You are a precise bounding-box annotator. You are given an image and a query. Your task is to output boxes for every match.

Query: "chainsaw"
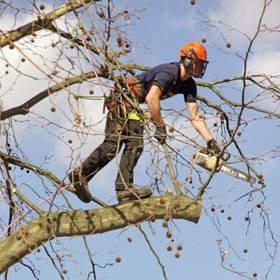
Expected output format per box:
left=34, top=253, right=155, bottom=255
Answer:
left=194, top=149, right=256, bottom=184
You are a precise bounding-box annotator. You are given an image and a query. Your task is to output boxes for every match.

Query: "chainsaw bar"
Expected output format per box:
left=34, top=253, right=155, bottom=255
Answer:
left=194, top=152, right=256, bottom=184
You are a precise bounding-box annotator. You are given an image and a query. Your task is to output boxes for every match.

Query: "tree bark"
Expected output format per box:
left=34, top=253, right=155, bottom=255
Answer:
left=0, top=193, right=202, bottom=273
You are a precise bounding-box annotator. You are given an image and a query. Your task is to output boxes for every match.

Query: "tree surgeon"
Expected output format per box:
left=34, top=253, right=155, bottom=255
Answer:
left=68, top=41, right=221, bottom=203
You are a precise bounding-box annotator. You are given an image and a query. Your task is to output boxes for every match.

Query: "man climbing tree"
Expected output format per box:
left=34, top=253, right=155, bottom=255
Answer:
left=69, top=41, right=222, bottom=203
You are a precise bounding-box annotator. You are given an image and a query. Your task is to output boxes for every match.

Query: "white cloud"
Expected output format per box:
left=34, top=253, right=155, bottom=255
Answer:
left=0, top=8, right=111, bottom=171
left=208, top=0, right=280, bottom=49
left=247, top=51, right=280, bottom=112
left=248, top=51, right=280, bottom=77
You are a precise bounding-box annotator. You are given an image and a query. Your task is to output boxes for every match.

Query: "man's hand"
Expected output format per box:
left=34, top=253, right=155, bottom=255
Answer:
left=207, top=138, right=221, bottom=155
left=155, top=125, right=167, bottom=144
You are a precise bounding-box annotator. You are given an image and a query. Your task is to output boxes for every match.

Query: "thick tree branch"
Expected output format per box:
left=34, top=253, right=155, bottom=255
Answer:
left=0, top=193, right=202, bottom=273
left=0, top=0, right=98, bottom=48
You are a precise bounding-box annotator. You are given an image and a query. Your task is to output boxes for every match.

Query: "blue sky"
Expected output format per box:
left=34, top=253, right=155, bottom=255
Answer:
left=0, top=0, right=280, bottom=279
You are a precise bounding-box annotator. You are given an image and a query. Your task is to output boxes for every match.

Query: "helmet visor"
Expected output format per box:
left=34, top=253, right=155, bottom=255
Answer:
left=193, top=59, right=208, bottom=78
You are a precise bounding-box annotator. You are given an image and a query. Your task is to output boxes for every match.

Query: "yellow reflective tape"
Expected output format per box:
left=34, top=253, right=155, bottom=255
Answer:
left=128, top=112, right=140, bottom=121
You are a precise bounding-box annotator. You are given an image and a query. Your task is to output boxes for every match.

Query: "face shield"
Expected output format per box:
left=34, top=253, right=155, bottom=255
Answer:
left=193, top=59, right=208, bottom=78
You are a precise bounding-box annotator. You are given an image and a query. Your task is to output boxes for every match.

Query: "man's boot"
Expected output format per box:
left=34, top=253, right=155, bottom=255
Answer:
left=116, top=186, right=152, bottom=202
left=68, top=167, right=92, bottom=203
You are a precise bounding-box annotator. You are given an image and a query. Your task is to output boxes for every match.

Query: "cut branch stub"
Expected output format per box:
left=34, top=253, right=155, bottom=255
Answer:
left=0, top=193, right=202, bottom=273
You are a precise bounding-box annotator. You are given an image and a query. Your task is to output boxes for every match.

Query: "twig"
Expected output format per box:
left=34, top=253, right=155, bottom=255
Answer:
left=137, top=225, right=168, bottom=280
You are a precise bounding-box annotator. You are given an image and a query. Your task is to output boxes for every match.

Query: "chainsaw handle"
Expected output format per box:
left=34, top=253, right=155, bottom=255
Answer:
left=199, top=147, right=231, bottom=161
left=222, top=152, right=231, bottom=161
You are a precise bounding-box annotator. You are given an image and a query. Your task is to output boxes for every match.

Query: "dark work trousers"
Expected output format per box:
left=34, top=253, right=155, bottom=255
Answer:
left=81, top=110, right=144, bottom=191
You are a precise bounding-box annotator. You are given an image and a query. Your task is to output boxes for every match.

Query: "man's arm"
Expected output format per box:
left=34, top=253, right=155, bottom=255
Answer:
left=187, top=102, right=213, bottom=142
left=145, top=85, right=164, bottom=127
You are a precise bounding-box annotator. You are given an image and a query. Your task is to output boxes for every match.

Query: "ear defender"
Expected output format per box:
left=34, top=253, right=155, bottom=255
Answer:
left=183, top=57, right=192, bottom=68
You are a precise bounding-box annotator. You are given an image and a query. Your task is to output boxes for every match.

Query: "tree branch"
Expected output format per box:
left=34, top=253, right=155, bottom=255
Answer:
left=0, top=70, right=107, bottom=120
left=0, top=151, right=107, bottom=207
left=197, top=81, right=280, bottom=118
left=0, top=0, right=98, bottom=48
left=0, top=193, right=202, bottom=273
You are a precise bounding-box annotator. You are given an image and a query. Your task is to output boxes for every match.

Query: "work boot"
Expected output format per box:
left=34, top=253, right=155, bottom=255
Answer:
left=68, top=167, right=92, bottom=203
left=116, top=186, right=152, bottom=202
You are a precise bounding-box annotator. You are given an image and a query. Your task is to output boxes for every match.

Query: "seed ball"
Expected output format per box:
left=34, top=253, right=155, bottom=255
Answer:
left=5, top=63, right=9, bottom=67
left=175, top=252, right=180, bottom=258
left=252, top=272, right=257, bottom=277
left=213, top=122, right=217, bottom=127
left=26, top=170, right=30, bottom=174
left=9, top=43, right=14, bottom=49
left=21, top=57, right=26, bottom=63
left=211, top=207, right=215, bottom=212
left=68, top=139, right=72, bottom=144
left=70, top=44, right=74, bottom=49
left=256, top=203, right=261, bottom=208
left=243, top=249, right=248, bottom=254
left=244, top=216, right=249, bottom=222
left=115, top=256, right=121, bottom=263
left=166, top=231, right=172, bottom=238
left=164, top=215, right=171, bottom=222
left=127, top=236, right=132, bottom=243
left=51, top=42, right=55, bottom=48
left=201, top=38, right=207, bottom=43
left=168, top=127, right=175, bottom=133
left=190, top=0, right=196, bottom=5
left=162, top=221, right=168, bottom=228
left=166, top=245, right=172, bottom=252
left=226, top=42, right=232, bottom=48
left=237, top=131, right=242, bottom=137
left=159, top=197, right=165, bottom=204
left=50, top=106, right=56, bottom=112
left=31, top=38, right=35, bottom=43
left=220, top=209, right=224, bottom=214
left=86, top=36, right=91, bottom=41
left=62, top=269, right=67, bottom=274
left=227, top=216, right=232, bottom=221
left=8, top=166, right=12, bottom=171
left=5, top=70, right=9, bottom=75
left=149, top=215, right=156, bottom=222
left=98, top=11, right=105, bottom=18
left=89, top=89, right=94, bottom=95
left=39, top=4, right=45, bottom=10
left=117, top=37, right=123, bottom=47
left=16, top=234, right=22, bottom=240
left=177, top=244, right=183, bottom=251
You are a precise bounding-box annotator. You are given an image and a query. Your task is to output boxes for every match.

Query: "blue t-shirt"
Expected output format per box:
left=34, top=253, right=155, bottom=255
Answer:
left=136, top=62, right=197, bottom=103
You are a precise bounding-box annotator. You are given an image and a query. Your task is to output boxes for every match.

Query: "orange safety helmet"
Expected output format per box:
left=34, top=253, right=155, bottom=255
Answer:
left=179, top=41, right=208, bottom=62
left=179, top=41, right=209, bottom=78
